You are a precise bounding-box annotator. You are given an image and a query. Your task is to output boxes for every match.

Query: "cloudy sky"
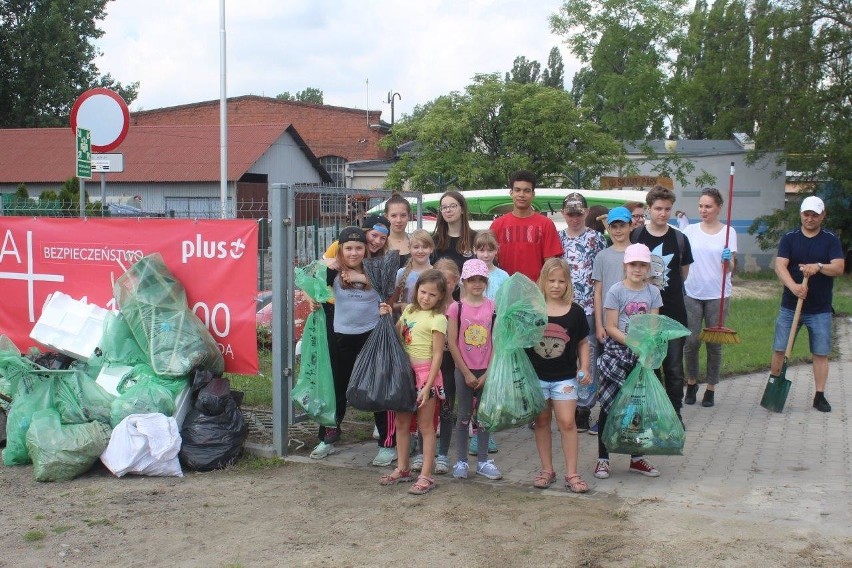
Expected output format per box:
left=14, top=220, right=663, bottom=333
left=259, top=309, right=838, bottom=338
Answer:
left=94, top=0, right=580, bottom=119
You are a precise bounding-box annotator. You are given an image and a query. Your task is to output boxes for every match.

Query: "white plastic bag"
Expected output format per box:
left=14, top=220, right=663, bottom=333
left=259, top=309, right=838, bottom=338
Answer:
left=100, top=413, right=183, bottom=477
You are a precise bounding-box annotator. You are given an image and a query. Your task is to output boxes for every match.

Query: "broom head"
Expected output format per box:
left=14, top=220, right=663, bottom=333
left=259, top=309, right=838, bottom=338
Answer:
left=699, top=325, right=741, bottom=344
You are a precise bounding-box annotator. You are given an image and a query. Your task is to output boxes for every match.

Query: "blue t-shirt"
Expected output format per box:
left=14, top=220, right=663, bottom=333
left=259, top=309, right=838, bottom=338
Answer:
left=778, top=228, right=844, bottom=314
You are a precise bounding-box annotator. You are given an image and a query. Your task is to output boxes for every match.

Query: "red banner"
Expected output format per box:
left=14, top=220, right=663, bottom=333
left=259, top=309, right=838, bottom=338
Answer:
left=0, top=218, right=259, bottom=374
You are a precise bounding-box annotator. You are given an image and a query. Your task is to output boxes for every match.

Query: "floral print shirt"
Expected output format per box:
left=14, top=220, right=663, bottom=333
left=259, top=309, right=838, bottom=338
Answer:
left=558, top=228, right=607, bottom=315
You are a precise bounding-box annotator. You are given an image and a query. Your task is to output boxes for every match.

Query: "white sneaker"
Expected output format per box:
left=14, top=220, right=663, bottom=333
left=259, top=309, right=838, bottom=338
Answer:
left=411, top=454, right=424, bottom=472
left=372, top=447, right=396, bottom=467
left=476, top=460, right=503, bottom=480
left=453, top=461, right=469, bottom=479
left=310, top=441, right=335, bottom=460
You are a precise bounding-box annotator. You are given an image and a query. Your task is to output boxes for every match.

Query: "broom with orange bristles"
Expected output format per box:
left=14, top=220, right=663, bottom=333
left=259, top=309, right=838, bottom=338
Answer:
left=699, top=162, right=740, bottom=344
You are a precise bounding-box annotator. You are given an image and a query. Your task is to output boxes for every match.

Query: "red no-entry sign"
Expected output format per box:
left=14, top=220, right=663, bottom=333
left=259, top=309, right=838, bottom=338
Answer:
left=70, top=88, right=130, bottom=152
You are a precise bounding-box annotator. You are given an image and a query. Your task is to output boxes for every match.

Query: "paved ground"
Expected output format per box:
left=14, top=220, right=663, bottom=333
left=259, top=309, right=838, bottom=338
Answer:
left=300, top=317, right=852, bottom=536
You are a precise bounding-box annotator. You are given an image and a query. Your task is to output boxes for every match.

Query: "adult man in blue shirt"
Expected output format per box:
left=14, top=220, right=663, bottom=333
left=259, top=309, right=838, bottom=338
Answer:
left=771, top=196, right=845, bottom=412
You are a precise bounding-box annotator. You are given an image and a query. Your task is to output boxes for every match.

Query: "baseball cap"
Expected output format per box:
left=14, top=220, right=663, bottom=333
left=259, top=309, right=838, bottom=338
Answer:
left=607, top=206, right=632, bottom=225
left=461, top=259, right=489, bottom=281
left=624, top=243, right=651, bottom=264
left=361, top=214, right=390, bottom=235
left=800, top=196, right=825, bottom=214
left=562, top=192, right=587, bottom=213
left=338, top=226, right=367, bottom=245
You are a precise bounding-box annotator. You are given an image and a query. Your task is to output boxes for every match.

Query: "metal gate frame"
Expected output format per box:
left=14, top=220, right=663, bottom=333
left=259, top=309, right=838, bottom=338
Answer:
left=269, top=184, right=422, bottom=456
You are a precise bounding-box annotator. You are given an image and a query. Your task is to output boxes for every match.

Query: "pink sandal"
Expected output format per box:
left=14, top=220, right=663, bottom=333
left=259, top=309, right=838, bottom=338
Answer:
left=533, top=469, right=556, bottom=489
left=565, top=474, right=589, bottom=493
left=408, top=475, right=436, bottom=495
left=379, top=468, right=412, bottom=486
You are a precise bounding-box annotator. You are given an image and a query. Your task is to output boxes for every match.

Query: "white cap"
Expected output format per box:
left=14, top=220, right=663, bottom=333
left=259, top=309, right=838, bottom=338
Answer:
left=800, top=196, right=825, bottom=214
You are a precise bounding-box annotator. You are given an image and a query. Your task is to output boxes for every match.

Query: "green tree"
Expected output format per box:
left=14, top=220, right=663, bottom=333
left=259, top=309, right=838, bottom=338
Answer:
left=541, top=47, right=566, bottom=89
left=276, top=87, right=324, bottom=104
left=551, top=0, right=688, bottom=140
left=505, top=56, right=541, bottom=85
left=380, top=74, right=622, bottom=192
left=0, top=0, right=139, bottom=127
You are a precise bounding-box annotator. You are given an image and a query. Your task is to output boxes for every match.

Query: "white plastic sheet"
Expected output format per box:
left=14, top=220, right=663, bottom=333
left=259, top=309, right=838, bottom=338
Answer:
left=100, top=413, right=183, bottom=477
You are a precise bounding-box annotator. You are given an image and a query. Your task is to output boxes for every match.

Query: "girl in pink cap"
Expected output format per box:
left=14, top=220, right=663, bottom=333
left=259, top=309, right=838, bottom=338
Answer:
left=446, top=259, right=502, bottom=481
left=527, top=257, right=591, bottom=493
left=595, top=243, right=663, bottom=480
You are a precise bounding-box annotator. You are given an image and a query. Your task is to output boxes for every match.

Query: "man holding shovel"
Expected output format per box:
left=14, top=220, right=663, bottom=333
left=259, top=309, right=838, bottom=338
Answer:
left=771, top=196, right=845, bottom=412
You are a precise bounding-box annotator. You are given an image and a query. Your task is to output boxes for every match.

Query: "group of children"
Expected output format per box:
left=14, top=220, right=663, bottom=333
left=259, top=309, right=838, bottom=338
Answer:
left=310, top=203, right=667, bottom=496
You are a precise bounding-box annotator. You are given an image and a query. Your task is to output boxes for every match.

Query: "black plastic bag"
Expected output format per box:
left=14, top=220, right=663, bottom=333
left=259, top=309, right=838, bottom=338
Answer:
left=346, top=251, right=416, bottom=412
left=178, top=398, right=247, bottom=471
left=178, top=371, right=247, bottom=471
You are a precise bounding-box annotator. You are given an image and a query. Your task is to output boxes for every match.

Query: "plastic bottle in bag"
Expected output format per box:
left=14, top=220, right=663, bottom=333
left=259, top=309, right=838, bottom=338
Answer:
left=576, top=371, right=595, bottom=401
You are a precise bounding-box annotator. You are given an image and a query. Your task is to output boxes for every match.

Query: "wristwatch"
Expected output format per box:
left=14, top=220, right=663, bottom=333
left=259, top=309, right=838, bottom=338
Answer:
left=817, top=262, right=824, bottom=272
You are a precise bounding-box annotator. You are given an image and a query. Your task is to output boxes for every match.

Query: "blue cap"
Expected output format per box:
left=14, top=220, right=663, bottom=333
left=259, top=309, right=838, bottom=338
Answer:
left=607, top=206, right=632, bottom=225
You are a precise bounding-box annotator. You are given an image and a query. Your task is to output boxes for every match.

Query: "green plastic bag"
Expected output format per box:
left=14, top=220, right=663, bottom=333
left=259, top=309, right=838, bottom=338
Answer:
left=601, top=314, right=691, bottom=455
left=113, top=254, right=224, bottom=376
left=94, top=312, right=149, bottom=369
left=0, top=335, right=30, bottom=407
left=111, top=366, right=188, bottom=427
left=477, top=273, right=547, bottom=432
left=26, top=408, right=112, bottom=482
left=291, top=261, right=336, bottom=426
left=53, top=370, right=116, bottom=426
left=2, top=375, right=55, bottom=465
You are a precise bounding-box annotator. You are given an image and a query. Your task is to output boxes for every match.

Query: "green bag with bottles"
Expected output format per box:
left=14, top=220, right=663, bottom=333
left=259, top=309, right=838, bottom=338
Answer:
left=477, top=274, right=547, bottom=432
left=601, top=314, right=690, bottom=455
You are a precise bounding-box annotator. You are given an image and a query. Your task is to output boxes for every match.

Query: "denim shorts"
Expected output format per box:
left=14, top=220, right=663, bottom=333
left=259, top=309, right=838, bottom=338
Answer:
left=773, top=307, right=832, bottom=356
left=539, top=378, right=579, bottom=401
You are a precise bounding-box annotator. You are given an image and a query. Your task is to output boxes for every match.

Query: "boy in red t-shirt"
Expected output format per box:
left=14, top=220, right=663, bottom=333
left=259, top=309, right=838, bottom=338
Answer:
left=489, top=170, right=562, bottom=282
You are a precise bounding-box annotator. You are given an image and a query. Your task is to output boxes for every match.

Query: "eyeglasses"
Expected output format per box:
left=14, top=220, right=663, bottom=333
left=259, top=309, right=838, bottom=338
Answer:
left=632, top=214, right=646, bottom=220
left=439, top=204, right=460, bottom=212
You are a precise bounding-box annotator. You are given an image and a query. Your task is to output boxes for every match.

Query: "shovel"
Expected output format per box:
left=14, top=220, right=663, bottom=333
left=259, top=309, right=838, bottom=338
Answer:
left=760, top=275, right=808, bottom=413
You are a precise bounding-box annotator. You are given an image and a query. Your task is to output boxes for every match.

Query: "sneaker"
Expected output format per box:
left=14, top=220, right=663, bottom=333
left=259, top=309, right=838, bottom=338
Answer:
left=371, top=447, right=397, bottom=467
left=487, top=435, right=498, bottom=453
left=309, top=441, right=335, bottom=460
left=435, top=455, right=449, bottom=475
left=814, top=397, right=832, bottom=412
left=629, top=458, right=660, bottom=477
left=323, top=427, right=341, bottom=444
left=476, top=460, right=503, bottom=480
left=452, top=461, right=469, bottom=479
left=468, top=436, right=478, bottom=456
left=594, top=459, right=610, bottom=479
left=372, top=425, right=380, bottom=440
left=411, top=453, right=424, bottom=472
left=588, top=421, right=599, bottom=436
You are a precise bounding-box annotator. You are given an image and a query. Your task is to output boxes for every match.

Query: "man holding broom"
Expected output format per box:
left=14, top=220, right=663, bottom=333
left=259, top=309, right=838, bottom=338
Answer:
left=771, top=196, right=845, bottom=412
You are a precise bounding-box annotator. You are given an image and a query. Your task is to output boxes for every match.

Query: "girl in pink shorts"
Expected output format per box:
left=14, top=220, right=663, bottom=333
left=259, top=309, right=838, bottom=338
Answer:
left=380, top=270, right=449, bottom=495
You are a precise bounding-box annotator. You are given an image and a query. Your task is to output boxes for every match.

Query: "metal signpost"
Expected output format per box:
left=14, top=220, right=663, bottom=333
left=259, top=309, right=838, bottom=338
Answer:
left=76, top=128, right=91, bottom=218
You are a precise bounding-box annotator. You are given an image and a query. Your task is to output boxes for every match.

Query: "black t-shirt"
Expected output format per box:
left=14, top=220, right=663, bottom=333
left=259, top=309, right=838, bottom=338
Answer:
left=525, top=304, right=589, bottom=381
left=431, top=234, right=476, bottom=273
left=633, top=226, right=693, bottom=325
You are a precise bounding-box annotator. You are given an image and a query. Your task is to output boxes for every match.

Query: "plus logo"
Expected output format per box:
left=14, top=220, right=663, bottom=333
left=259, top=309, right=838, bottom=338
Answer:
left=0, top=229, right=64, bottom=322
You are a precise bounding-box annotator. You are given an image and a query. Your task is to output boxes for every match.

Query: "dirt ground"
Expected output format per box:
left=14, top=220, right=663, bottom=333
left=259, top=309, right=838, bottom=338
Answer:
left=1, top=457, right=851, bottom=568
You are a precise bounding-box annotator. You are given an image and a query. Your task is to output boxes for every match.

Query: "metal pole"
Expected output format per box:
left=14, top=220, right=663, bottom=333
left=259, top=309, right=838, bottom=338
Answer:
left=79, top=179, right=85, bottom=218
left=219, top=0, right=228, bottom=219
left=100, top=173, right=106, bottom=213
left=270, top=184, right=293, bottom=456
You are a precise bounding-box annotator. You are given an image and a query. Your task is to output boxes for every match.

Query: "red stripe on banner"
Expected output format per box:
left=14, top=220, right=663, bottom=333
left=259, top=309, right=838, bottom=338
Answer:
left=0, top=217, right=259, bottom=374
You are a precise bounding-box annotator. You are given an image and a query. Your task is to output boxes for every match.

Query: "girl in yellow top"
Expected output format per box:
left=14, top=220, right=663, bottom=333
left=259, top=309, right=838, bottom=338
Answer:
left=380, top=269, right=448, bottom=495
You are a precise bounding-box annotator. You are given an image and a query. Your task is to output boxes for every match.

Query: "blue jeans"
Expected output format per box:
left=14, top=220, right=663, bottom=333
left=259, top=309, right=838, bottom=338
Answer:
left=773, top=307, right=832, bottom=356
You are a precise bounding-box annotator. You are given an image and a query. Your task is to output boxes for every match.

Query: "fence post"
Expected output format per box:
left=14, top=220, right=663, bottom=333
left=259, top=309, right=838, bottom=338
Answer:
left=270, top=183, right=294, bottom=457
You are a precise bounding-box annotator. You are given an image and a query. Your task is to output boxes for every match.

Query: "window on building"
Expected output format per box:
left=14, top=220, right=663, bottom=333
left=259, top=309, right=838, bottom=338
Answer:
left=318, top=155, right=346, bottom=186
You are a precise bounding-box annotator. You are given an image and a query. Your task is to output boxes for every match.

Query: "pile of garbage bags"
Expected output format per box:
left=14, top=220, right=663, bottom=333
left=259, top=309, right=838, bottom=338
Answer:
left=0, top=254, right=247, bottom=481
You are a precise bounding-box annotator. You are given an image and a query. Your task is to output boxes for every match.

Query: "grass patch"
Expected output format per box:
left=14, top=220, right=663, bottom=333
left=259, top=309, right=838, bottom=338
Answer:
left=52, top=525, right=73, bottom=534
left=83, top=518, right=112, bottom=528
left=232, top=454, right=285, bottom=471
left=24, top=530, right=45, bottom=542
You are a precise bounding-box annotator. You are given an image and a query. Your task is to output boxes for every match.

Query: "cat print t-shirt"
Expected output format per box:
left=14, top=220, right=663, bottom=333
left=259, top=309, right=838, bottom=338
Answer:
left=525, top=303, right=589, bottom=382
